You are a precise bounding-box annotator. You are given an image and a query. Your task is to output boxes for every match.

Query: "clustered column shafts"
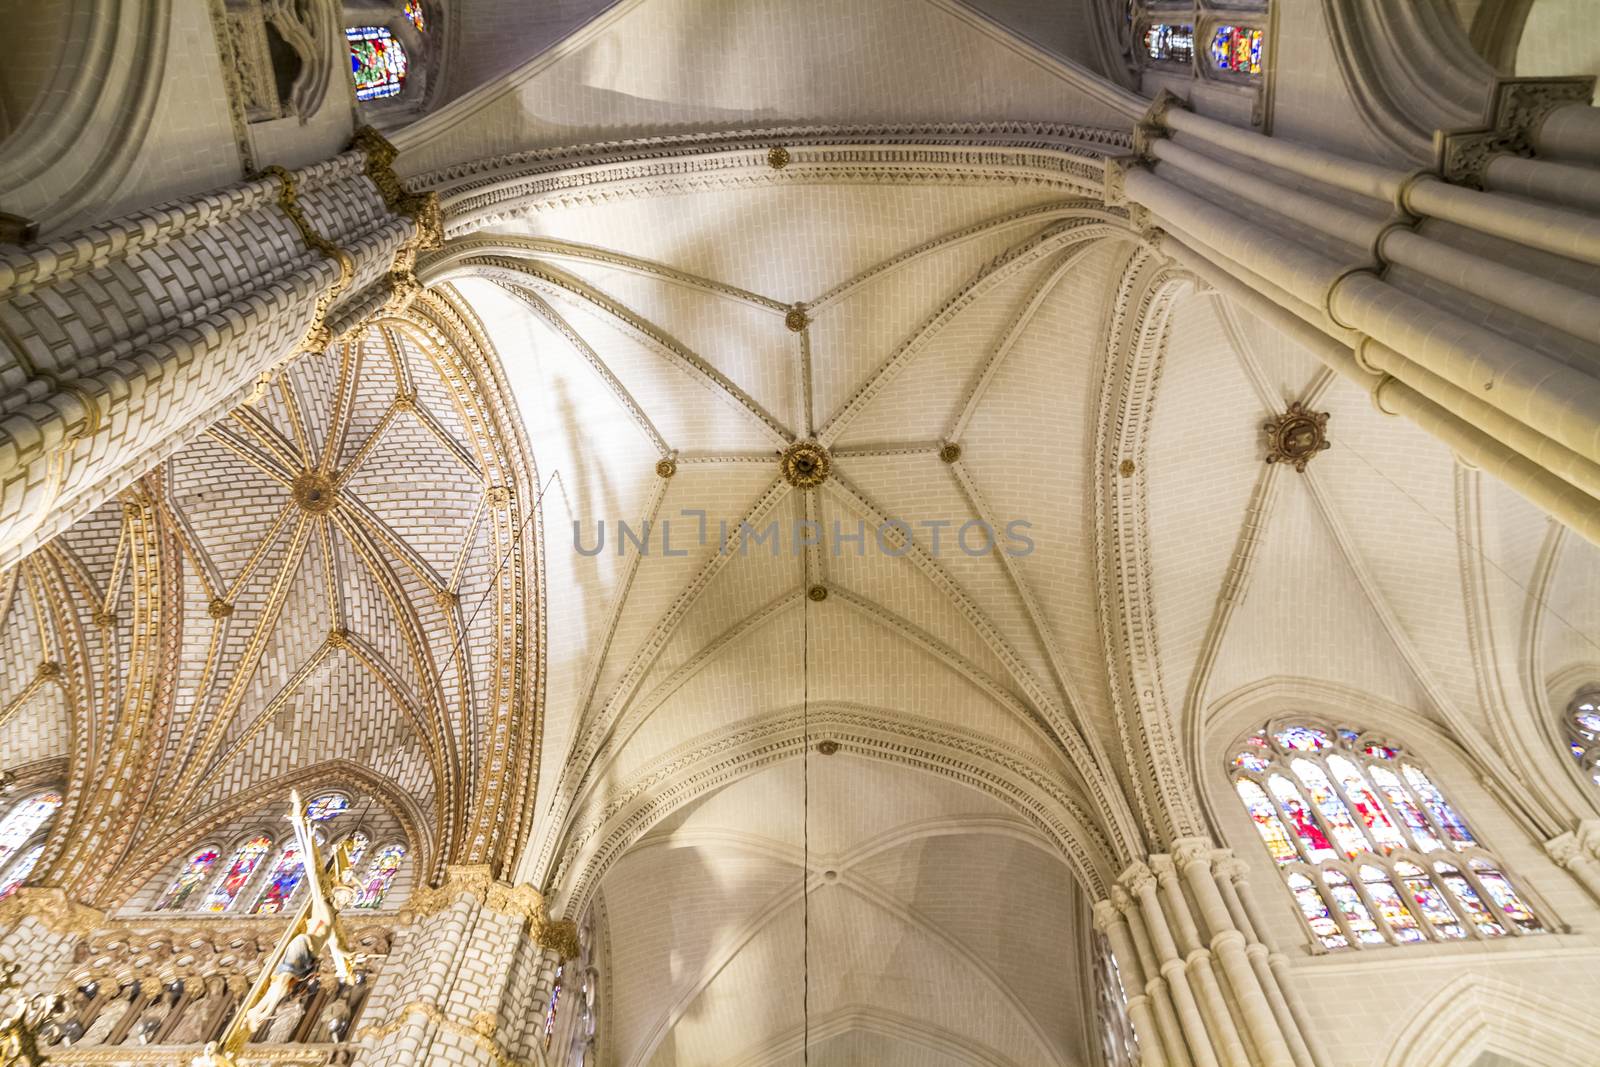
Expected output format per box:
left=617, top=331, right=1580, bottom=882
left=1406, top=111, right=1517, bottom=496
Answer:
left=1097, top=847, right=1325, bottom=1067
left=0, top=134, right=431, bottom=569
left=1121, top=87, right=1600, bottom=544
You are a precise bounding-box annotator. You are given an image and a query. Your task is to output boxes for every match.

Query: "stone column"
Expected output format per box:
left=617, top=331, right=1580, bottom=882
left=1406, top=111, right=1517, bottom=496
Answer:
left=1119, top=81, right=1600, bottom=545
left=1099, top=852, right=1326, bottom=1067
left=353, top=866, right=572, bottom=1067
left=0, top=128, right=439, bottom=569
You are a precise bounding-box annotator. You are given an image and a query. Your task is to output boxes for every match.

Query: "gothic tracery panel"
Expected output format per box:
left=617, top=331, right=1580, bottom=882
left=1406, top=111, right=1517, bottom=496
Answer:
left=1228, top=720, right=1544, bottom=950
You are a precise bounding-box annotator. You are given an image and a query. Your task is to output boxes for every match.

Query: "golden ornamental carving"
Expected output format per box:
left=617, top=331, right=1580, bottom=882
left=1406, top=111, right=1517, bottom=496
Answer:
left=767, top=146, right=791, bottom=170
left=807, top=585, right=828, bottom=602
left=352, top=126, right=444, bottom=252
left=784, top=305, right=808, bottom=332
left=816, top=740, right=839, bottom=756
left=1118, top=458, right=1135, bottom=478
left=35, top=662, right=61, bottom=683
left=535, top=918, right=580, bottom=962
left=405, top=867, right=545, bottom=927
left=485, top=486, right=512, bottom=511
left=779, top=441, right=830, bottom=489
left=938, top=442, right=961, bottom=464
left=0, top=960, right=48, bottom=1067
left=207, top=599, right=233, bottom=619
left=290, top=471, right=337, bottom=514
left=470, top=1010, right=497, bottom=1037
left=1263, top=403, right=1331, bottom=472
left=0, top=888, right=105, bottom=939
left=654, top=458, right=677, bottom=479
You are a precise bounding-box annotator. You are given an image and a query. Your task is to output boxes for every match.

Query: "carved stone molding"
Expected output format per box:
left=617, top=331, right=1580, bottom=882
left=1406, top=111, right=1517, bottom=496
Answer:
left=1438, top=76, right=1597, bottom=188
left=779, top=441, right=831, bottom=489
left=1263, top=403, right=1331, bottom=471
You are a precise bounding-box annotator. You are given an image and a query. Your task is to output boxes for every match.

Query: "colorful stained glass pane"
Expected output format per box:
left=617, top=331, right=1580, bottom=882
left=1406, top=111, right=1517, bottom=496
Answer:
left=1291, top=758, right=1367, bottom=859
left=1274, top=725, right=1330, bottom=752
left=201, top=836, right=271, bottom=912
left=1368, top=766, right=1442, bottom=852
left=1337, top=728, right=1360, bottom=744
left=1327, top=755, right=1406, bottom=853
left=1434, top=862, right=1504, bottom=937
left=1323, top=869, right=1383, bottom=944
left=1269, top=775, right=1335, bottom=862
left=1209, top=25, right=1264, bottom=76
left=1233, top=750, right=1271, bottom=773
left=352, top=843, right=406, bottom=909
left=347, top=27, right=409, bottom=101
left=0, top=844, right=44, bottom=900
left=156, top=848, right=220, bottom=911
left=1363, top=743, right=1398, bottom=760
left=1395, top=861, right=1465, bottom=939
left=251, top=842, right=309, bottom=915
left=0, top=793, right=62, bottom=869
left=342, top=831, right=369, bottom=866
left=404, top=0, right=426, bottom=32
left=1236, top=779, right=1297, bottom=866
left=1468, top=860, right=1542, bottom=933
left=1572, top=741, right=1587, bottom=759
left=1574, top=707, right=1600, bottom=735
left=306, top=794, right=349, bottom=821
left=1143, top=23, right=1194, bottom=64
left=1359, top=866, right=1423, bottom=942
left=1402, top=765, right=1475, bottom=847
left=1286, top=872, right=1346, bottom=949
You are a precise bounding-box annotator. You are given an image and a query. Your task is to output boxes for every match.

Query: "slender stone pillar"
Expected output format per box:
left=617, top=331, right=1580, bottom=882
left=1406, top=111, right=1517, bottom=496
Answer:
left=1545, top=820, right=1600, bottom=905
left=1099, top=852, right=1326, bottom=1067
left=1173, top=841, right=1296, bottom=1067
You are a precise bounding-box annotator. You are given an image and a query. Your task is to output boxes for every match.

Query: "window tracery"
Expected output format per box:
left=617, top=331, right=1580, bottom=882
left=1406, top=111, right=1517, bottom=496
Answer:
left=1566, top=691, right=1600, bottom=784
left=346, top=26, right=409, bottom=100
left=1228, top=720, right=1544, bottom=950
left=403, top=1, right=426, bottom=33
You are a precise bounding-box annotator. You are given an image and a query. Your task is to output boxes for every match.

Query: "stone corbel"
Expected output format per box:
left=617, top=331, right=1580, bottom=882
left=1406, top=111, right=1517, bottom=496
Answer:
left=1437, top=76, right=1596, bottom=188
left=1544, top=819, right=1600, bottom=904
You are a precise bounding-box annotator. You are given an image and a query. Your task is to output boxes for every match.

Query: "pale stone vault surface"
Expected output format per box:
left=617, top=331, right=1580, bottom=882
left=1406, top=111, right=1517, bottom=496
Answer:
left=2, top=1, right=1600, bottom=1066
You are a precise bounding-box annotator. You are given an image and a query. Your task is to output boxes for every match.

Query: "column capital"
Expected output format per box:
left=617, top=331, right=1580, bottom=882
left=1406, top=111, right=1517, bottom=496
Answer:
left=1117, top=860, right=1157, bottom=896
left=1092, top=898, right=1122, bottom=932
left=1437, top=76, right=1595, bottom=188
left=1172, top=837, right=1217, bottom=872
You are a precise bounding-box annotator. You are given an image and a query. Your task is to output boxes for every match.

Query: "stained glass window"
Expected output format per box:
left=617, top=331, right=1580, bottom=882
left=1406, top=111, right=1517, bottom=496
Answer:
left=342, top=831, right=370, bottom=866
left=0, top=792, right=62, bottom=869
left=0, top=844, right=44, bottom=900
left=347, top=27, right=409, bottom=101
left=351, top=843, right=406, bottom=909
left=1094, top=933, right=1138, bottom=1067
left=1565, top=692, right=1600, bottom=784
left=156, top=848, right=220, bottom=911
left=1210, top=25, right=1264, bottom=76
left=251, top=840, right=310, bottom=915
left=307, top=793, right=350, bottom=821
left=1229, top=720, right=1543, bottom=949
left=201, top=835, right=272, bottom=912
left=404, top=1, right=426, bottom=32
left=1143, top=23, right=1194, bottom=65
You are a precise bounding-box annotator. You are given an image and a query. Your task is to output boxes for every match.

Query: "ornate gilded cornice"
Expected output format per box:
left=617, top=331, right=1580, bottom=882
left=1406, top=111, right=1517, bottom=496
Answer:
left=405, top=866, right=546, bottom=930
left=0, top=888, right=105, bottom=938
left=257, top=165, right=356, bottom=359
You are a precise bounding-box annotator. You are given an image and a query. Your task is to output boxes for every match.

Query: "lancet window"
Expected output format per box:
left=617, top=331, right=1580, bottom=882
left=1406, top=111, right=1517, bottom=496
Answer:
left=1128, top=3, right=1267, bottom=81
left=563, top=910, right=600, bottom=1066
left=155, top=847, right=221, bottom=911
left=404, top=1, right=426, bottom=32
left=1229, top=720, right=1544, bottom=950
left=351, top=843, right=406, bottom=909
left=201, top=835, right=273, bottom=912
left=0, top=791, right=62, bottom=899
